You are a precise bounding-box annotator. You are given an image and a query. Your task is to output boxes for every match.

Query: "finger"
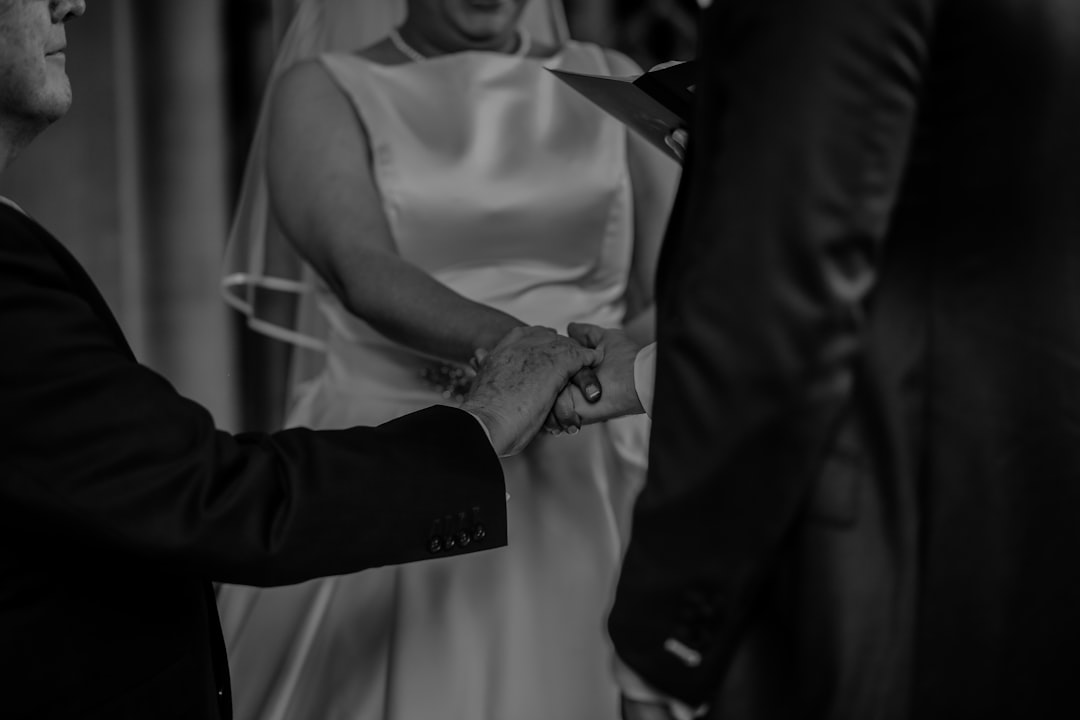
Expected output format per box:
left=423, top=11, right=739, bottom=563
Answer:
left=559, top=344, right=604, bottom=377
left=649, top=60, right=684, bottom=72
left=470, top=347, right=489, bottom=371
left=570, top=366, right=602, bottom=403
left=542, top=410, right=563, bottom=436
left=566, top=385, right=600, bottom=426
left=580, top=344, right=604, bottom=367
left=489, top=325, right=527, bottom=353
left=551, top=387, right=580, bottom=433
left=664, top=133, right=686, bottom=162
left=567, top=322, right=606, bottom=349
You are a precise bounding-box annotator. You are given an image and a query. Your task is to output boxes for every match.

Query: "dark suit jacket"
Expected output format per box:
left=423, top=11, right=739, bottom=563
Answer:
left=609, top=0, right=1080, bottom=718
left=0, top=204, right=507, bottom=718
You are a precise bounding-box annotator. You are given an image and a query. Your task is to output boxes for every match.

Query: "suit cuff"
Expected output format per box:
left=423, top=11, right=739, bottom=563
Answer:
left=464, top=409, right=495, bottom=449
left=633, top=343, right=657, bottom=418
left=463, top=410, right=510, bottom=501
left=614, top=655, right=709, bottom=720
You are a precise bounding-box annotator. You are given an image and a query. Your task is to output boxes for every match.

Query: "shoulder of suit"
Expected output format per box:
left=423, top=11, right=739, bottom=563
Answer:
left=0, top=195, right=27, bottom=215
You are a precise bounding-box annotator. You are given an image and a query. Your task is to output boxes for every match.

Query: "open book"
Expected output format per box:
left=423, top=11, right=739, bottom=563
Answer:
left=549, top=60, right=696, bottom=163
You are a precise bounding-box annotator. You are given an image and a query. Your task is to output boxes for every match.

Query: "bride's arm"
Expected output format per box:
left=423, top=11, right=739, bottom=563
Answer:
left=604, top=50, right=681, bottom=348
left=266, top=60, right=523, bottom=365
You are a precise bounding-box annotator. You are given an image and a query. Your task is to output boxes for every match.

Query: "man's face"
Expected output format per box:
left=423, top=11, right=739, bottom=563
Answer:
left=0, top=0, right=84, bottom=129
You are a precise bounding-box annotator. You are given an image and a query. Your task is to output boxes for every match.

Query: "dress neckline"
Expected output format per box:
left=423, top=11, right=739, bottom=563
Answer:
left=350, top=37, right=572, bottom=69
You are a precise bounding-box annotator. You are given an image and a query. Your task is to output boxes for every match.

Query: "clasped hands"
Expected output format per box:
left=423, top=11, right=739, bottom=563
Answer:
left=543, top=322, right=645, bottom=436
left=459, top=324, right=644, bottom=457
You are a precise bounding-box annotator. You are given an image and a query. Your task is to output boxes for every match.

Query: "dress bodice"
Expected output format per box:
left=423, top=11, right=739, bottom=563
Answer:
left=221, top=44, right=646, bottom=720
left=312, top=42, right=632, bottom=395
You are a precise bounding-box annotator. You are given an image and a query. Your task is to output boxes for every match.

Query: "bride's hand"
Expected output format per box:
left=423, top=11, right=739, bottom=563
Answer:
left=542, top=364, right=603, bottom=436
left=543, top=323, right=645, bottom=432
left=462, top=327, right=602, bottom=456
left=474, top=337, right=601, bottom=438
left=567, top=323, right=645, bottom=425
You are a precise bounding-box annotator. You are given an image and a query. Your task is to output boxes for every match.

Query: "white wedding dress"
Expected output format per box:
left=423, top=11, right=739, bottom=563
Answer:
left=217, top=40, right=649, bottom=720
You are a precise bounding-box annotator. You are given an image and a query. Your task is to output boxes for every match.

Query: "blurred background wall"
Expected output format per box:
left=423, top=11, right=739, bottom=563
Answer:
left=0, top=0, right=698, bottom=434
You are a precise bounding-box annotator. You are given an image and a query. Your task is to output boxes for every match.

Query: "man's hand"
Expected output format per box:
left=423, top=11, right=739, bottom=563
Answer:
left=557, top=323, right=645, bottom=426
left=621, top=696, right=677, bottom=720
left=461, top=327, right=602, bottom=456
left=665, top=128, right=689, bottom=163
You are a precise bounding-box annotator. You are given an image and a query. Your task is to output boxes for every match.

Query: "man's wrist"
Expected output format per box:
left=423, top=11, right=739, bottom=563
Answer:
left=461, top=403, right=497, bottom=446
left=460, top=406, right=511, bottom=501
left=462, top=407, right=495, bottom=445
left=460, top=402, right=513, bottom=459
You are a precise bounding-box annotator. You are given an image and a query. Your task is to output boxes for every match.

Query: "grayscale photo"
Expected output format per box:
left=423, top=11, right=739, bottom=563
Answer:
left=2, top=1, right=1078, bottom=719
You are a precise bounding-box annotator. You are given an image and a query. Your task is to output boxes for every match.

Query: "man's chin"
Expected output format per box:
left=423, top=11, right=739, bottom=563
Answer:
left=41, top=87, right=73, bottom=123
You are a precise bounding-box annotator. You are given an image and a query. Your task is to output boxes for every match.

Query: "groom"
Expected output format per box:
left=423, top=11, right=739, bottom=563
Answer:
left=573, top=0, right=1080, bottom=718
left=0, top=2, right=600, bottom=718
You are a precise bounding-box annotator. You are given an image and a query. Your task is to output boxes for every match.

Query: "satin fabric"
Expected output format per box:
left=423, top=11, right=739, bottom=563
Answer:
left=217, top=42, right=649, bottom=720
left=221, top=0, right=568, bottom=354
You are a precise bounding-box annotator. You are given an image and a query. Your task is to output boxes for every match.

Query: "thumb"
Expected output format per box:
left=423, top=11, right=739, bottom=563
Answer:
left=567, top=322, right=606, bottom=350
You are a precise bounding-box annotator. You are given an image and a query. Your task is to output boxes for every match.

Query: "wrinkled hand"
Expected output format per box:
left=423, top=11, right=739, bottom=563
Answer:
left=474, top=339, right=601, bottom=438
left=540, top=358, right=603, bottom=437
left=461, top=326, right=602, bottom=456
left=545, top=323, right=644, bottom=429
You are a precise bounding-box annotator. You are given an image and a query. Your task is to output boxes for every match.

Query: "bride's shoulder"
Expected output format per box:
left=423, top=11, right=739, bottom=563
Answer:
left=548, top=41, right=643, bottom=76
left=598, top=46, right=644, bottom=75
left=526, top=38, right=564, bottom=60
left=273, top=44, right=393, bottom=105
left=352, top=37, right=411, bottom=67
left=271, top=57, right=354, bottom=117
left=275, top=58, right=332, bottom=96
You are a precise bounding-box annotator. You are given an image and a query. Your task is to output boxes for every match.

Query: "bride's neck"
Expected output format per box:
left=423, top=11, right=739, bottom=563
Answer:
left=396, top=21, right=519, bottom=58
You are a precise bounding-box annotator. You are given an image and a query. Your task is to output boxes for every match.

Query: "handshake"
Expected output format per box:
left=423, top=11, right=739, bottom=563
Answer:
left=460, top=324, right=646, bottom=456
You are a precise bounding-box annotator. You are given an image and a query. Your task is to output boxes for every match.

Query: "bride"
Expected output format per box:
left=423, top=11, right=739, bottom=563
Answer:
left=219, top=0, right=679, bottom=718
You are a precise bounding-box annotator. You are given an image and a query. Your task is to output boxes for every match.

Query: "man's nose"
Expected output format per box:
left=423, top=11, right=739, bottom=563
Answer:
left=53, top=0, right=87, bottom=23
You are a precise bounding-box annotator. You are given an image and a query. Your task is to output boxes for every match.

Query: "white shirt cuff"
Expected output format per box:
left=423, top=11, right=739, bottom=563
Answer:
left=613, top=656, right=708, bottom=720
left=633, top=343, right=657, bottom=418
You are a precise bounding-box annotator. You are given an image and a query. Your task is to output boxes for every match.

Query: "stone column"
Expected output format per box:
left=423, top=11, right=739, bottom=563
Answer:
left=0, top=0, right=238, bottom=430
left=120, top=0, right=237, bottom=429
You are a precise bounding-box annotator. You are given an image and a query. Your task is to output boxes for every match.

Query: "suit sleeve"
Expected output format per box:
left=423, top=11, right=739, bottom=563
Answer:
left=608, top=0, right=936, bottom=704
left=0, top=221, right=506, bottom=587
